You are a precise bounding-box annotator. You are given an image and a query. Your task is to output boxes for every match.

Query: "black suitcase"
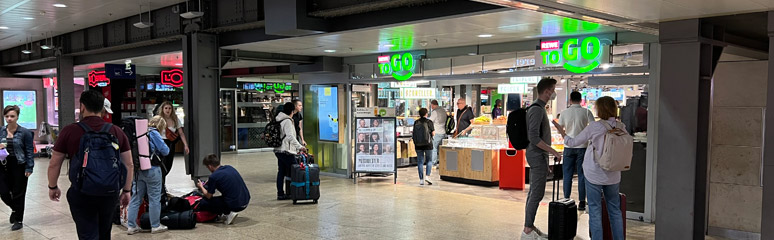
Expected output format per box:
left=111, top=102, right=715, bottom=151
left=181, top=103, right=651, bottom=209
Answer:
left=548, top=157, right=578, bottom=240
left=140, top=210, right=197, bottom=229
left=290, top=154, right=320, bottom=204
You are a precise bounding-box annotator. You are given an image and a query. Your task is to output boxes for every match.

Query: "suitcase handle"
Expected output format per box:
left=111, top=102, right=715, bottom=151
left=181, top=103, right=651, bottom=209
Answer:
left=551, top=156, right=560, bottom=202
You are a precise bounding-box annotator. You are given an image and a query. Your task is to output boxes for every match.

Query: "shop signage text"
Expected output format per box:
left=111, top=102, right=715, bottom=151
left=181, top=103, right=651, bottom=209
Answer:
left=390, top=82, right=417, bottom=88
left=537, top=36, right=605, bottom=74
left=497, top=84, right=527, bottom=94
left=516, top=57, right=536, bottom=67
left=105, top=64, right=136, bottom=79
left=510, top=76, right=540, bottom=84
left=378, top=52, right=415, bottom=81
left=242, top=82, right=293, bottom=93
left=399, top=88, right=435, bottom=99
left=88, top=70, right=110, bottom=87
left=160, top=69, right=184, bottom=87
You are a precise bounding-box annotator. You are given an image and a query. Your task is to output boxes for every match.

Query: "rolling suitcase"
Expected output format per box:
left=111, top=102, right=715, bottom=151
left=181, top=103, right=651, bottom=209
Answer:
left=290, top=153, right=320, bottom=204
left=601, top=193, right=627, bottom=240
left=548, top=158, right=578, bottom=240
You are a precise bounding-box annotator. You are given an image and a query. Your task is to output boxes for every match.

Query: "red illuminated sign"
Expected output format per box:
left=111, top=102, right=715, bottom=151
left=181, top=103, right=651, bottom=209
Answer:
left=160, top=69, right=183, bottom=87
left=88, top=71, right=110, bottom=87
left=377, top=55, right=390, bottom=63
left=540, top=40, right=561, bottom=50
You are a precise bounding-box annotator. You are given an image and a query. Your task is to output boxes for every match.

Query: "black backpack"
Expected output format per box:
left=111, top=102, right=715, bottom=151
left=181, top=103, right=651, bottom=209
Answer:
left=71, top=122, right=125, bottom=196
left=412, top=119, right=432, bottom=147
left=263, top=118, right=290, bottom=148
left=121, top=116, right=163, bottom=170
left=444, top=115, right=455, bottom=135
left=507, top=104, right=539, bottom=150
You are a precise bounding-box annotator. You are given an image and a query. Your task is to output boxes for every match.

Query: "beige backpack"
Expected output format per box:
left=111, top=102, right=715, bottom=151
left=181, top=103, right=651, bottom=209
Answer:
left=593, top=120, right=633, bottom=171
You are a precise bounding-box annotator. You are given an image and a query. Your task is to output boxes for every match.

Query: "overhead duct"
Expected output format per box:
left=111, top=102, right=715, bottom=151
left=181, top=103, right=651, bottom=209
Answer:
left=309, top=0, right=446, bottom=18
left=264, top=0, right=328, bottom=36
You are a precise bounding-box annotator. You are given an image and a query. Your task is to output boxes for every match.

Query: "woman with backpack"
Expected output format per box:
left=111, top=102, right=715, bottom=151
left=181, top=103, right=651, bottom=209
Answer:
left=412, top=108, right=434, bottom=186
left=0, top=105, right=34, bottom=231
left=127, top=116, right=170, bottom=235
left=156, top=101, right=189, bottom=194
left=552, top=96, right=626, bottom=240
left=274, top=102, right=306, bottom=200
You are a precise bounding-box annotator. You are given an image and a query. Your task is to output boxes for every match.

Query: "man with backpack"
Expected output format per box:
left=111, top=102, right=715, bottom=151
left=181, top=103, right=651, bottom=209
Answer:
left=413, top=108, right=434, bottom=185
left=273, top=102, right=306, bottom=200
left=556, top=91, right=596, bottom=211
left=428, top=100, right=447, bottom=166
left=521, top=78, right=562, bottom=240
left=47, top=90, right=135, bottom=240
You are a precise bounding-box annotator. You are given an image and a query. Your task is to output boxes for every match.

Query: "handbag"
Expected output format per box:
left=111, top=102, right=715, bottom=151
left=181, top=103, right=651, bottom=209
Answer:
left=166, top=128, right=180, bottom=142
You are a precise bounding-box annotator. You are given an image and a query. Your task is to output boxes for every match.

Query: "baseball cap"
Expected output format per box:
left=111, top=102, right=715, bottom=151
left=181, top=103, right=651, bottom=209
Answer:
left=103, top=98, right=114, bottom=114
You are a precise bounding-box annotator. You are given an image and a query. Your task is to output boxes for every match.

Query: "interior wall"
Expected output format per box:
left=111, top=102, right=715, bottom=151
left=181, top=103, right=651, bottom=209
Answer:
left=707, top=60, right=766, bottom=236
left=0, top=78, right=46, bottom=142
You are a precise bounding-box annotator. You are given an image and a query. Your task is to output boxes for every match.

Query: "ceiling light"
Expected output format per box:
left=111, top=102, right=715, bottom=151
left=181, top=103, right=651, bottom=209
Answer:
left=553, top=10, right=573, bottom=16
left=324, top=49, right=336, bottom=53
left=21, top=49, right=32, bottom=54
left=40, top=45, right=52, bottom=50
left=175, top=63, right=183, bottom=66
left=516, top=2, right=540, bottom=11
left=601, top=63, right=611, bottom=69
left=467, top=52, right=477, bottom=56
left=477, top=34, right=493, bottom=38
left=383, top=44, right=395, bottom=47
left=53, top=3, right=67, bottom=8
left=0, top=26, right=8, bottom=30
left=133, top=22, right=154, bottom=28
left=23, top=17, right=34, bottom=20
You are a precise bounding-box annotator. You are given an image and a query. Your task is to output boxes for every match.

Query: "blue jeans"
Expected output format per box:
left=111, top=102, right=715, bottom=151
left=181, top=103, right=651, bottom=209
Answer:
left=586, top=182, right=624, bottom=240
left=431, top=133, right=446, bottom=165
left=128, top=166, right=163, bottom=229
left=563, top=148, right=587, bottom=201
left=416, top=149, right=433, bottom=180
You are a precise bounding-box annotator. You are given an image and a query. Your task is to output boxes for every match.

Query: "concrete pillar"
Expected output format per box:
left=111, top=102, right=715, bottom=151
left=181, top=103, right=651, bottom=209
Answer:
left=182, top=33, right=220, bottom=179
left=655, top=19, right=721, bottom=240
left=56, top=55, right=76, bottom=127
left=761, top=11, right=774, bottom=240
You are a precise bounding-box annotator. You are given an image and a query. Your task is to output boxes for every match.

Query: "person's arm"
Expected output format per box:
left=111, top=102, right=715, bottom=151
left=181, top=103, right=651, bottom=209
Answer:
left=557, top=111, right=567, bottom=128
left=284, top=120, right=305, bottom=151
left=428, top=120, right=435, bottom=137
left=24, top=129, right=34, bottom=175
left=460, top=110, right=475, bottom=134
left=47, top=151, right=66, bottom=201
left=587, top=110, right=596, bottom=124
left=150, top=131, right=170, bottom=156
left=119, top=150, right=134, bottom=207
left=177, top=127, right=190, bottom=155
left=563, top=122, right=597, bottom=147
left=196, top=179, right=214, bottom=199
left=298, top=120, right=306, bottom=145
left=527, top=107, right=561, bottom=158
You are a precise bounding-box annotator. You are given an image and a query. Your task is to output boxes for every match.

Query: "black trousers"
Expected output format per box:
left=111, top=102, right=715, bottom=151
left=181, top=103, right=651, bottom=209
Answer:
left=67, top=188, right=119, bottom=240
left=0, top=156, right=28, bottom=223
left=161, top=139, right=177, bottom=193
left=199, top=196, right=246, bottom=215
left=274, top=152, right=295, bottom=196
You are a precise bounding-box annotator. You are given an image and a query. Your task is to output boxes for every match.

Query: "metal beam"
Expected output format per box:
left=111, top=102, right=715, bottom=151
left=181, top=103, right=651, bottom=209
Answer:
left=221, top=49, right=316, bottom=64
left=73, top=41, right=181, bottom=66
left=218, top=28, right=287, bottom=47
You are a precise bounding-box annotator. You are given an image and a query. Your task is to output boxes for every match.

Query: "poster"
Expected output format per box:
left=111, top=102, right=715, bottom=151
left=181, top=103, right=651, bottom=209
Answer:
left=317, top=86, right=339, bottom=142
left=3, top=91, right=37, bottom=129
left=355, top=117, right=396, bottom=173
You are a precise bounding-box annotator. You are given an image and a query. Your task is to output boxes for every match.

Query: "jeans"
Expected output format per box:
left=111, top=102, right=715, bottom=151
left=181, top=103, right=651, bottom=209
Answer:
left=128, top=166, right=163, bottom=229
left=562, top=148, right=587, bottom=201
left=524, top=152, right=548, bottom=228
left=275, top=152, right=295, bottom=196
left=431, top=133, right=446, bottom=165
left=416, top=149, right=433, bottom=180
left=586, top=182, right=624, bottom=240
left=0, top=156, right=28, bottom=223
left=67, top=188, right=119, bottom=240
left=199, top=196, right=246, bottom=215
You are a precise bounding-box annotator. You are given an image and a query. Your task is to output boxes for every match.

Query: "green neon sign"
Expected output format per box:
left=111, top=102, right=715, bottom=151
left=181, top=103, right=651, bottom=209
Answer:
left=378, top=52, right=415, bottom=81
left=539, top=36, right=603, bottom=74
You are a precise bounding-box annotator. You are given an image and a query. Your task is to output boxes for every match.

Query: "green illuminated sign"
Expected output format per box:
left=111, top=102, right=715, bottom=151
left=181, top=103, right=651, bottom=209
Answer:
left=538, top=36, right=604, bottom=74
left=378, top=52, right=415, bottom=81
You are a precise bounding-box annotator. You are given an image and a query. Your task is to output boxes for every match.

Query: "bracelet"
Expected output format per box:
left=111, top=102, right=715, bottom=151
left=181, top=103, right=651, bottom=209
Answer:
left=122, top=189, right=131, bottom=193
left=48, top=185, right=58, bottom=190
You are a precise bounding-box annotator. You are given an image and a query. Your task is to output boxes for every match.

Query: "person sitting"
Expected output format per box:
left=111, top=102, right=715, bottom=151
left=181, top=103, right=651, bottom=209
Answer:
left=195, top=154, right=250, bottom=225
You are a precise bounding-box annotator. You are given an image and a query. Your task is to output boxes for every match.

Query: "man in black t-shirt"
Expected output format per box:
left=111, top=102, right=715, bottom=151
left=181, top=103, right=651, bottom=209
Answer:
left=291, top=100, right=306, bottom=146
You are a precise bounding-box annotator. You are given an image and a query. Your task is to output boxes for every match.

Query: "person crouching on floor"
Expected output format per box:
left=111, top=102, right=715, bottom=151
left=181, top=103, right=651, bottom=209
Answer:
left=195, top=154, right=250, bottom=225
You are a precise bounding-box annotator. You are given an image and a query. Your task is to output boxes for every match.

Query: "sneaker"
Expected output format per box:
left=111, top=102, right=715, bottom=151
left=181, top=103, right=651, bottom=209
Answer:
left=151, top=225, right=168, bottom=234
left=425, top=179, right=433, bottom=185
left=11, top=222, right=22, bottom=231
left=127, top=226, right=141, bottom=235
left=420, top=179, right=424, bottom=185
left=277, top=195, right=290, bottom=200
left=533, top=228, right=548, bottom=238
left=224, top=212, right=238, bottom=225
left=579, top=201, right=587, bottom=211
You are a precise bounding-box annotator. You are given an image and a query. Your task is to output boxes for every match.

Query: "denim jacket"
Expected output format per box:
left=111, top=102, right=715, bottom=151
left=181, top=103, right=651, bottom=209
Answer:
left=0, top=125, right=34, bottom=173
left=148, top=128, right=169, bottom=157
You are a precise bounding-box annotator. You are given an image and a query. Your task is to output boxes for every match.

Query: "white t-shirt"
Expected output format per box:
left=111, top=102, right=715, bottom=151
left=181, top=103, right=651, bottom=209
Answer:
left=558, top=104, right=595, bottom=148
left=161, top=118, right=184, bottom=140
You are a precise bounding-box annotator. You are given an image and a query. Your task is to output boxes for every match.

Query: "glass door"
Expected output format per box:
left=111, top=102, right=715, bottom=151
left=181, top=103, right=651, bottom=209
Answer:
left=219, top=89, right=237, bottom=152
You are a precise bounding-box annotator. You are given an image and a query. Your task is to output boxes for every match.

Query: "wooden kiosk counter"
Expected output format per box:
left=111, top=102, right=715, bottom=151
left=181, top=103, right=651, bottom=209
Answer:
left=438, top=124, right=508, bottom=185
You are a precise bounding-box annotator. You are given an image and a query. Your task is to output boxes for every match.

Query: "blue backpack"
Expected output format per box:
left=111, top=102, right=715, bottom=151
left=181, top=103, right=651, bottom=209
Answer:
left=70, top=122, right=126, bottom=196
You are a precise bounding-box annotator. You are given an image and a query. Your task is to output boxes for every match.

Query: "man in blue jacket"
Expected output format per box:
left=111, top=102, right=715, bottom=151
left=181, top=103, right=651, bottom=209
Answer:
left=195, top=154, right=250, bottom=225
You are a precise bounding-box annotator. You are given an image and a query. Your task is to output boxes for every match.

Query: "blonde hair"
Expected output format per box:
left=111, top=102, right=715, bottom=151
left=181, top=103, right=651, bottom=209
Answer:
left=157, top=101, right=180, bottom=128
left=149, top=115, right=167, bottom=131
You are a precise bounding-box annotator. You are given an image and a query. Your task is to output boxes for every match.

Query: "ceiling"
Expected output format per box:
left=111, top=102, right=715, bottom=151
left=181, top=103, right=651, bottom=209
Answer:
left=223, top=9, right=623, bottom=57
left=544, top=0, right=774, bottom=23
left=0, top=0, right=182, bottom=50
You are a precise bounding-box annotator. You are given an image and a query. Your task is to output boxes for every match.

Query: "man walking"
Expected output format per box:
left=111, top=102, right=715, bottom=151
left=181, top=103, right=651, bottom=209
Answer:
left=48, top=90, right=134, bottom=240
left=521, top=78, right=562, bottom=240
left=429, top=100, right=447, bottom=165
left=556, top=91, right=595, bottom=211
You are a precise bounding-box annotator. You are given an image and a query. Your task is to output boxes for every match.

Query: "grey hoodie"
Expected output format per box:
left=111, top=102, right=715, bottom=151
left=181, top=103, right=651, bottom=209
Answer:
left=274, top=112, right=304, bottom=154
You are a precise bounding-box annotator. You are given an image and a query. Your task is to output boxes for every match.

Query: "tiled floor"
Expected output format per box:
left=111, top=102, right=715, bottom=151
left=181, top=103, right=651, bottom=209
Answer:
left=0, top=152, right=724, bottom=239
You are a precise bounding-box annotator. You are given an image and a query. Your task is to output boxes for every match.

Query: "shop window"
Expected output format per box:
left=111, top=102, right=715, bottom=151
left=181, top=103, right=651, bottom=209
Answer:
left=351, top=63, right=376, bottom=79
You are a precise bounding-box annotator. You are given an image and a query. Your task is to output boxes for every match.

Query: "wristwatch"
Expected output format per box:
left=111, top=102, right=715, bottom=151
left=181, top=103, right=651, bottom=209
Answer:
left=122, top=189, right=131, bottom=193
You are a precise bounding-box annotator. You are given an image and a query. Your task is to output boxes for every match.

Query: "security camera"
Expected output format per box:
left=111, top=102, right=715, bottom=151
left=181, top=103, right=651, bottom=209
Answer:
left=420, top=41, right=428, bottom=47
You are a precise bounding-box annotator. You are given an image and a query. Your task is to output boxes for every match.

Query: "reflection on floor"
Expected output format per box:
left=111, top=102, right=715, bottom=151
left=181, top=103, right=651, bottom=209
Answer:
left=0, top=152, right=726, bottom=239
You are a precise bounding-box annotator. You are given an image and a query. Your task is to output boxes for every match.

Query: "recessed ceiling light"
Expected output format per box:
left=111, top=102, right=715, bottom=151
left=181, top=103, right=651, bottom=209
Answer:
left=0, top=26, right=8, bottom=30
left=53, top=3, right=67, bottom=8
left=383, top=44, right=395, bottom=47
left=324, top=49, right=336, bottom=53
left=477, top=34, right=493, bottom=38
left=23, top=17, right=34, bottom=20
left=21, top=49, right=32, bottom=54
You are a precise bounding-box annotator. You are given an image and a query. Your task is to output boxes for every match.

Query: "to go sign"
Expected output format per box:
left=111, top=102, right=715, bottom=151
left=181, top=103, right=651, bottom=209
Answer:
left=378, top=52, right=415, bottom=81
left=537, top=36, right=606, bottom=74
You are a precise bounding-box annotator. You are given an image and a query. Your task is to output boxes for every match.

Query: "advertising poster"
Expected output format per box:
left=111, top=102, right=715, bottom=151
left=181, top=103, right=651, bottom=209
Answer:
left=317, top=86, right=339, bottom=142
left=3, top=91, right=37, bottom=129
left=355, top=117, right=396, bottom=173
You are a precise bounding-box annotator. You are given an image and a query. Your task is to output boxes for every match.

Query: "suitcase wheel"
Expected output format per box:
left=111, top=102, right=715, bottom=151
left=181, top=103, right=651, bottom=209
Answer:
left=292, top=200, right=297, bottom=205
left=313, top=199, right=318, bottom=204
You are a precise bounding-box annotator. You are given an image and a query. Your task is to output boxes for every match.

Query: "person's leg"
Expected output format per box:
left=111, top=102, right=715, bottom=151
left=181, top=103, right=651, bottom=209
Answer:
left=67, top=188, right=100, bottom=239
left=11, top=163, right=29, bottom=223
left=416, top=149, right=425, bottom=180
left=128, top=172, right=148, bottom=229
left=198, top=196, right=230, bottom=215
left=0, top=165, right=14, bottom=219
left=98, top=194, right=119, bottom=239
left=577, top=148, right=587, bottom=203
left=585, top=181, right=604, bottom=240
left=146, top=167, right=164, bottom=228
left=432, top=134, right=444, bottom=165
left=524, top=153, right=548, bottom=229
left=161, top=139, right=175, bottom=193
left=275, top=152, right=285, bottom=196
left=603, top=183, right=624, bottom=240
left=424, top=150, right=433, bottom=177
left=562, top=148, right=577, bottom=199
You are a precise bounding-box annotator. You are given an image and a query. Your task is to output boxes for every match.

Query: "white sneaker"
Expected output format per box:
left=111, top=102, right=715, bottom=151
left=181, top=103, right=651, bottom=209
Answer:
left=425, top=179, right=433, bottom=185
left=520, top=230, right=547, bottom=240
left=420, top=179, right=425, bottom=185
left=127, top=227, right=141, bottom=235
left=224, top=212, right=238, bottom=225
left=151, top=225, right=168, bottom=234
